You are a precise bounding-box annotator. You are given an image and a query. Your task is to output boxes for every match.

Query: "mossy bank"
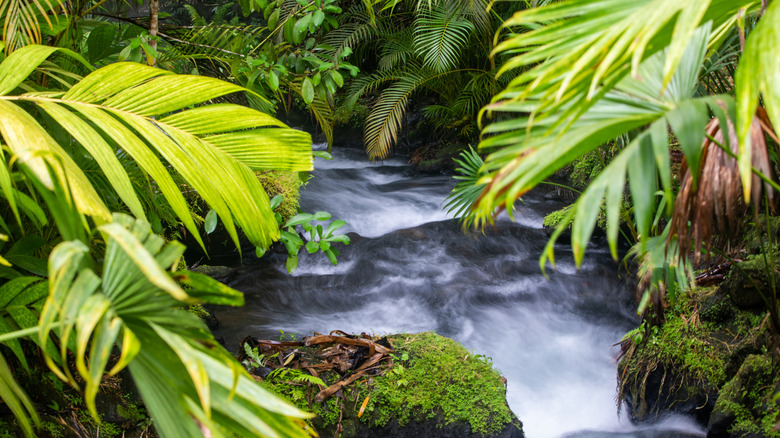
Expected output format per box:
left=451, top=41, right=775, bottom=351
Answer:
left=260, top=332, right=524, bottom=438
left=618, top=260, right=780, bottom=436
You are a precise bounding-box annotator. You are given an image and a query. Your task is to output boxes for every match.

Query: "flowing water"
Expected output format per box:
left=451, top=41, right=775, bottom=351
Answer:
left=214, top=146, right=706, bottom=438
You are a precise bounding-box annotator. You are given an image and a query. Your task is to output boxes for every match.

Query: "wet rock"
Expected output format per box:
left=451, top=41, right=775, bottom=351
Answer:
left=708, top=355, right=779, bottom=438
left=699, top=291, right=737, bottom=324
left=716, top=256, right=779, bottom=310
left=621, top=362, right=718, bottom=426
left=190, top=264, right=238, bottom=283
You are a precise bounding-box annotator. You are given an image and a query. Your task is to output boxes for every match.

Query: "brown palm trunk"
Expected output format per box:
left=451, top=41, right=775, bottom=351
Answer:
left=149, top=0, right=159, bottom=67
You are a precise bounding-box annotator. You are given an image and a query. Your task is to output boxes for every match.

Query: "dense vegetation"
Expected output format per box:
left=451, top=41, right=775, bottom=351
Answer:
left=0, top=0, right=779, bottom=435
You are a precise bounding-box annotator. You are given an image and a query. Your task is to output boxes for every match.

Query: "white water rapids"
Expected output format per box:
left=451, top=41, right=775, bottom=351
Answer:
left=213, top=145, right=705, bottom=438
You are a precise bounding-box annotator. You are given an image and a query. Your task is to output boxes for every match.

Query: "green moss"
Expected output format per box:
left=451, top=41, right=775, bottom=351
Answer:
left=543, top=205, right=573, bottom=230
left=262, top=332, right=515, bottom=437
left=714, top=355, right=780, bottom=437
left=117, top=402, right=146, bottom=422
left=187, top=303, right=210, bottom=320
left=362, top=333, right=513, bottom=435
left=75, top=411, right=121, bottom=438
left=257, top=170, right=303, bottom=223
left=333, top=101, right=370, bottom=128
left=570, top=150, right=605, bottom=189
left=41, top=420, right=67, bottom=438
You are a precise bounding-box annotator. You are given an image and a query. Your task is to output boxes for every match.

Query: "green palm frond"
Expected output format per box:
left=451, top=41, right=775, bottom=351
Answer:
left=39, top=213, right=312, bottom=437
left=444, top=145, right=487, bottom=223
left=494, top=0, right=753, bottom=105
left=324, top=8, right=380, bottom=52
left=0, top=45, right=313, bottom=253
left=364, top=71, right=430, bottom=160
left=480, top=24, right=713, bottom=265
left=454, top=71, right=500, bottom=117
left=343, top=67, right=405, bottom=112
left=0, top=0, right=63, bottom=53
left=159, top=25, right=266, bottom=64
left=413, top=4, right=474, bottom=73
left=378, top=28, right=416, bottom=71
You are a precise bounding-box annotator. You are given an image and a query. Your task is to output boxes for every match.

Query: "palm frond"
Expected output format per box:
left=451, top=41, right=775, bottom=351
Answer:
left=479, top=25, right=712, bottom=265
left=444, top=145, right=487, bottom=223
left=0, top=0, right=63, bottom=53
left=378, top=28, right=416, bottom=71
left=39, top=213, right=312, bottom=437
left=413, top=4, right=474, bottom=73
left=0, top=46, right=313, bottom=253
left=491, top=0, right=756, bottom=139
left=364, top=71, right=430, bottom=160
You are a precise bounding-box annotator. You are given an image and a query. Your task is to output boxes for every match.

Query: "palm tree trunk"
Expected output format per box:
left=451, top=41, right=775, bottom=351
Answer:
left=148, top=0, right=159, bottom=67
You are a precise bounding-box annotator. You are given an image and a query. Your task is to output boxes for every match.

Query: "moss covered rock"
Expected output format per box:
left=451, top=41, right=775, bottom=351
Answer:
left=618, top=284, right=773, bottom=434
left=261, top=332, right=524, bottom=438
left=708, top=355, right=780, bottom=437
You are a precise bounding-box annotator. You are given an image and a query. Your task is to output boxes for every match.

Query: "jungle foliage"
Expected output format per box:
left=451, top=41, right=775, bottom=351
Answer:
left=0, top=0, right=353, bottom=433
left=460, top=0, right=780, bottom=326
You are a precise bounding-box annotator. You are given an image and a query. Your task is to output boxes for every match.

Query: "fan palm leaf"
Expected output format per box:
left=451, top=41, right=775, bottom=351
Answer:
left=0, top=45, right=313, bottom=252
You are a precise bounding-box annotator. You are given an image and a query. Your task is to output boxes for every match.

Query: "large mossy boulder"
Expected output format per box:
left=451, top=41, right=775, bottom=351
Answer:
left=618, top=285, right=777, bottom=436
left=260, top=332, right=524, bottom=438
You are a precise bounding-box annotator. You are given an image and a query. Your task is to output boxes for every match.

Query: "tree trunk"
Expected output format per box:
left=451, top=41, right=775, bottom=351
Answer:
left=148, top=0, right=159, bottom=67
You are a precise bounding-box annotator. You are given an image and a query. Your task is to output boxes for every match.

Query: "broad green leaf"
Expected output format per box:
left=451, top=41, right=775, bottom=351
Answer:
left=0, top=100, right=111, bottom=220
left=302, top=77, right=314, bottom=104
left=205, top=209, right=218, bottom=234
left=159, top=104, right=287, bottom=134
left=63, top=62, right=170, bottom=102
left=735, top=0, right=780, bottom=200
left=0, top=317, right=29, bottom=370
left=0, top=277, right=41, bottom=308
left=103, top=74, right=246, bottom=117
left=667, top=99, right=709, bottom=188
left=7, top=280, right=47, bottom=306
left=98, top=222, right=192, bottom=302
left=312, top=211, right=331, bottom=221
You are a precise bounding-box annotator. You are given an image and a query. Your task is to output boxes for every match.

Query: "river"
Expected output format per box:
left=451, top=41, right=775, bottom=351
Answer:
left=213, top=145, right=705, bottom=438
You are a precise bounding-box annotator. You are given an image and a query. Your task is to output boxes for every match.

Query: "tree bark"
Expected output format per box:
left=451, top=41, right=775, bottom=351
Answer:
left=148, top=0, right=159, bottom=67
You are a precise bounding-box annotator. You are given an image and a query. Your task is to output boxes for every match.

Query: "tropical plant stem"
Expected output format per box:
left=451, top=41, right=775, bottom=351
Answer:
left=0, top=323, right=63, bottom=343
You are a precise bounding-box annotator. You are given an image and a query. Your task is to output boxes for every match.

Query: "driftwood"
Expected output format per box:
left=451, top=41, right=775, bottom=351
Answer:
left=238, top=331, right=394, bottom=403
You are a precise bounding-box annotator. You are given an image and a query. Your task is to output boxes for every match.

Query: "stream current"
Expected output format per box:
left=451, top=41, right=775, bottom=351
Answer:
left=214, top=146, right=706, bottom=438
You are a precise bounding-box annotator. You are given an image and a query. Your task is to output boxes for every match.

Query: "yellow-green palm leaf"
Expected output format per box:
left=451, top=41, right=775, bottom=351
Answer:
left=0, top=46, right=314, bottom=251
